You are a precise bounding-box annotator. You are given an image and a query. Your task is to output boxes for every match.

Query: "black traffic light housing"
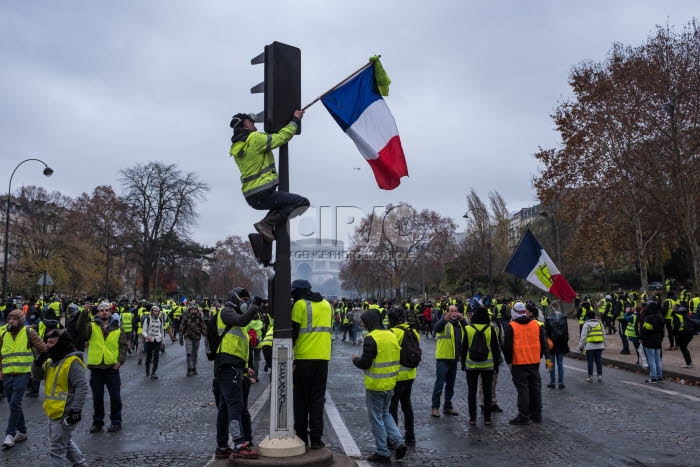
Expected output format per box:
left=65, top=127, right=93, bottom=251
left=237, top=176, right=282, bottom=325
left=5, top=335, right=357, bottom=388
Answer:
left=251, top=41, right=301, bottom=134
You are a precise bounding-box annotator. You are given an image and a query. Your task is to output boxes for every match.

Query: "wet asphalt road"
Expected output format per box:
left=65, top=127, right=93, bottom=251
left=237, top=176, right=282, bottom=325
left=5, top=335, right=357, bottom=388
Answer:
left=2, top=334, right=700, bottom=466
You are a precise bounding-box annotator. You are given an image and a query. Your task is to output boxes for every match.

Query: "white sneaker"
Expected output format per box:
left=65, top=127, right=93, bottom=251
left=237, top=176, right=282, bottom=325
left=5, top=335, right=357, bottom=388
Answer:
left=597, top=376, right=603, bottom=383
left=681, top=363, right=694, bottom=368
left=13, top=433, right=27, bottom=443
left=2, top=434, right=14, bottom=448
left=586, top=376, right=593, bottom=383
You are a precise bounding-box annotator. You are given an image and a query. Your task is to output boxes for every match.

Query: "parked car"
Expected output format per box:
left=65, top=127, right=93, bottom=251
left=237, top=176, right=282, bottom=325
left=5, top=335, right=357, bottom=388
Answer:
left=645, top=282, right=664, bottom=291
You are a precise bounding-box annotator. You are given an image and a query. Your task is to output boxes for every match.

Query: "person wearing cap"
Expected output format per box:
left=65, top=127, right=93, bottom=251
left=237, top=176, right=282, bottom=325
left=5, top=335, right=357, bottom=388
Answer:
left=387, top=307, right=419, bottom=446
left=179, top=304, right=206, bottom=376
left=77, top=301, right=128, bottom=433
left=142, top=305, right=166, bottom=379
left=0, top=308, right=48, bottom=447
left=228, top=110, right=310, bottom=243
left=290, top=279, right=332, bottom=448
left=431, top=305, right=468, bottom=417
left=41, top=329, right=88, bottom=466
left=503, top=301, right=551, bottom=425
left=352, top=310, right=407, bottom=464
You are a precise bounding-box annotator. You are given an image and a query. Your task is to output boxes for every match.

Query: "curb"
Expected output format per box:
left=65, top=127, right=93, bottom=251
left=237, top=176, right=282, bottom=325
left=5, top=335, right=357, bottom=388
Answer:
left=564, top=351, right=700, bottom=384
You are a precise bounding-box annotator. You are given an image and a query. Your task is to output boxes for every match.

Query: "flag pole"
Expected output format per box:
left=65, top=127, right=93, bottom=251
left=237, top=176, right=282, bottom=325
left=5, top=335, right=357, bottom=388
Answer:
left=489, top=226, right=531, bottom=296
left=301, top=56, right=379, bottom=111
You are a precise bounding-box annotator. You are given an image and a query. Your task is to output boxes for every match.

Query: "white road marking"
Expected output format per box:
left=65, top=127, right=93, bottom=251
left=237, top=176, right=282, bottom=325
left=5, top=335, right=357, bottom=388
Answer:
left=249, top=383, right=270, bottom=419
left=563, top=364, right=586, bottom=373
left=621, top=381, right=700, bottom=402
left=325, top=390, right=364, bottom=459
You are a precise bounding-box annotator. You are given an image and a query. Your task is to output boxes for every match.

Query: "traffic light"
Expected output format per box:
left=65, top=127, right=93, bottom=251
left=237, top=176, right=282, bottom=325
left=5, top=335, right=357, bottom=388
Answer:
left=251, top=41, right=301, bottom=134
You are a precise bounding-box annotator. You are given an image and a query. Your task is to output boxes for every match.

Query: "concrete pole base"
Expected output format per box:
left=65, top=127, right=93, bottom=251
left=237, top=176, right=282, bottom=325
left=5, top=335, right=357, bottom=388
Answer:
left=258, top=435, right=306, bottom=458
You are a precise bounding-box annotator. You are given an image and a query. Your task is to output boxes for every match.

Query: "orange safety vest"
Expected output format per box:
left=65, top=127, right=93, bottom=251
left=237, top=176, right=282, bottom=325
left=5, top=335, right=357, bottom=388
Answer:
left=510, top=320, right=541, bottom=365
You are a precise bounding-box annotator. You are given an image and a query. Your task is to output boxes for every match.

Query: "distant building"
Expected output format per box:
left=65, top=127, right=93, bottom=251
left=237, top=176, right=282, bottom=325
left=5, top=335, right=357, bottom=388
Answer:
left=290, top=238, right=347, bottom=296
left=509, top=204, right=541, bottom=249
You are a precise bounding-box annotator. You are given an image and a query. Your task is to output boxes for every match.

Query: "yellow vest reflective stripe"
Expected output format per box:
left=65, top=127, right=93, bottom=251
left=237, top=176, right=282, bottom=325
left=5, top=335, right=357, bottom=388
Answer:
left=586, top=322, right=604, bottom=343
left=625, top=315, right=638, bottom=338
left=292, top=299, right=332, bottom=360
left=43, top=355, right=85, bottom=419
left=391, top=324, right=418, bottom=381
left=465, top=324, right=494, bottom=370
left=435, top=322, right=463, bottom=360
left=121, top=312, right=133, bottom=333
left=363, top=329, right=400, bottom=391
left=261, top=326, right=274, bottom=347
left=1, top=328, right=33, bottom=374
left=87, top=323, right=121, bottom=365
left=217, top=313, right=249, bottom=361
left=39, top=321, right=47, bottom=338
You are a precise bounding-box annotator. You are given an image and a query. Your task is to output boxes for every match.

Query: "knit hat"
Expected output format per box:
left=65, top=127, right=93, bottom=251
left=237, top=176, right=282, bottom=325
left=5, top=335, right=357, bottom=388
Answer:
left=511, top=301, right=527, bottom=319
left=7, top=309, right=24, bottom=323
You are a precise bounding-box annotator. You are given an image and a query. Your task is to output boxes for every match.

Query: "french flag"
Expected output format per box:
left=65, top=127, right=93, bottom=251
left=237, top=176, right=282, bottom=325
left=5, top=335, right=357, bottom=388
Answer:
left=505, top=229, right=577, bottom=303
left=321, top=64, right=408, bottom=190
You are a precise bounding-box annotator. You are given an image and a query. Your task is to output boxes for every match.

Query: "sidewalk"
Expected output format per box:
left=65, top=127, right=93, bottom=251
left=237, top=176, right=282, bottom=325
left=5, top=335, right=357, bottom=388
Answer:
left=562, top=318, right=700, bottom=385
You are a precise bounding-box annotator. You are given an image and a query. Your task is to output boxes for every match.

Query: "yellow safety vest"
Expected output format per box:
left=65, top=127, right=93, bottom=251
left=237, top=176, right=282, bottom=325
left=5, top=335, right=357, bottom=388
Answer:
left=261, top=325, right=274, bottom=348
left=121, top=312, right=133, bottom=333
left=43, top=355, right=85, bottom=419
left=291, top=299, right=332, bottom=360
left=217, top=313, right=249, bottom=361
left=435, top=321, right=465, bottom=360
left=625, top=314, right=638, bottom=338
left=586, top=322, right=604, bottom=343
left=87, top=322, right=120, bottom=366
left=363, top=329, right=400, bottom=391
left=1, top=327, right=33, bottom=374
left=391, top=323, right=418, bottom=381
left=246, top=318, right=264, bottom=350
left=465, top=324, right=494, bottom=370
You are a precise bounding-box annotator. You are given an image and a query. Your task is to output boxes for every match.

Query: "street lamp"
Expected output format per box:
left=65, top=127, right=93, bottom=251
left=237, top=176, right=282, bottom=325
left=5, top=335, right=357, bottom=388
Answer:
left=662, top=88, right=700, bottom=118
left=464, top=210, right=492, bottom=293
left=2, top=158, right=54, bottom=297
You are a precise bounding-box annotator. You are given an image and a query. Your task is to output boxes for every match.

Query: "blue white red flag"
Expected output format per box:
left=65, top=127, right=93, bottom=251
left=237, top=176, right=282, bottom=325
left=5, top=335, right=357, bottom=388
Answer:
left=321, top=64, right=408, bottom=190
left=505, top=230, right=576, bottom=302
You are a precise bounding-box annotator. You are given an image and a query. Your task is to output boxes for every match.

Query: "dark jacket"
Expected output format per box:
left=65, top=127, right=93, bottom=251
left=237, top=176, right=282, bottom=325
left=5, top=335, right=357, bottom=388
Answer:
left=502, top=315, right=550, bottom=365
left=639, top=307, right=665, bottom=349
left=544, top=313, right=570, bottom=355
left=352, top=311, right=382, bottom=370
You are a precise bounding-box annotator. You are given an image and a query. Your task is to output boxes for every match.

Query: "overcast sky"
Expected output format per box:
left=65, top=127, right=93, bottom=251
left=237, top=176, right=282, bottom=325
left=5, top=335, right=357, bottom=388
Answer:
left=1, top=1, right=696, bottom=249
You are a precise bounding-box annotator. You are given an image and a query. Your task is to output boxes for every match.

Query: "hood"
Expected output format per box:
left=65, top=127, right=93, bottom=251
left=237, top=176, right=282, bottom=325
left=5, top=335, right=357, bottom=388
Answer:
left=93, top=314, right=120, bottom=330
left=231, top=129, right=252, bottom=144
left=360, top=310, right=382, bottom=332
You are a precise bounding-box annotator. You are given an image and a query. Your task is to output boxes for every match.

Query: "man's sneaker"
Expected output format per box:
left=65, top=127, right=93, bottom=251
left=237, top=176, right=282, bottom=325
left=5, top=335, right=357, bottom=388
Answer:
left=215, top=446, right=235, bottom=459
left=490, top=404, right=503, bottom=413
left=107, top=425, right=122, bottom=433
left=431, top=408, right=440, bottom=417
left=89, top=424, right=103, bottom=433
left=620, top=350, right=631, bottom=355
left=681, top=363, right=694, bottom=368
left=2, top=434, right=15, bottom=448
left=484, top=418, right=492, bottom=425
left=558, top=384, right=566, bottom=389
left=443, top=408, right=459, bottom=416
left=13, top=433, right=27, bottom=443
left=232, top=442, right=260, bottom=459
left=469, top=418, right=477, bottom=425
left=151, top=373, right=158, bottom=379
left=367, top=453, right=391, bottom=464
left=508, top=416, right=529, bottom=425
left=546, top=383, right=556, bottom=389
left=597, top=376, right=603, bottom=383
left=586, top=376, right=593, bottom=382
left=395, top=443, right=407, bottom=460
left=254, top=221, right=275, bottom=243
left=657, top=378, right=664, bottom=384
left=645, top=378, right=658, bottom=384
left=310, top=439, right=325, bottom=449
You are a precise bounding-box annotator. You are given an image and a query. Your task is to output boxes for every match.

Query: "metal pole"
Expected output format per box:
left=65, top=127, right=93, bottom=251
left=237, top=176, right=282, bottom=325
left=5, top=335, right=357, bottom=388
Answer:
left=2, top=158, right=53, bottom=297
left=105, top=227, right=110, bottom=301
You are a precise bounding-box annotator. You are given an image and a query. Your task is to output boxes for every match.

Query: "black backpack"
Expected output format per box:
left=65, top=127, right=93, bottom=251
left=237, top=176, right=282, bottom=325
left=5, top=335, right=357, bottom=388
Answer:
left=548, top=318, right=567, bottom=342
left=399, top=326, right=422, bottom=368
left=468, top=325, right=489, bottom=362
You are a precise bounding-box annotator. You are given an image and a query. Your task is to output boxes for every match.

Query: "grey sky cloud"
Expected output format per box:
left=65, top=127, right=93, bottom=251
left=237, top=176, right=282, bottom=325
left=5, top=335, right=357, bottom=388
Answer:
left=1, top=1, right=696, bottom=248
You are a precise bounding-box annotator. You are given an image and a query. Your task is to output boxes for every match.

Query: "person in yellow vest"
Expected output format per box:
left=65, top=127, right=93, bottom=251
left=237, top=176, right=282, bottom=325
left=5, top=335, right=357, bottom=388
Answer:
left=77, top=301, right=128, bottom=433
left=245, top=306, right=264, bottom=378
left=290, top=279, right=332, bottom=449
left=662, top=292, right=678, bottom=350
left=41, top=328, right=88, bottom=466
left=228, top=111, right=310, bottom=243
left=540, top=296, right=550, bottom=317
left=672, top=304, right=695, bottom=368
left=431, top=305, right=468, bottom=417
left=579, top=309, right=606, bottom=383
left=121, top=306, right=134, bottom=355
left=260, top=321, right=274, bottom=373
left=460, top=306, right=500, bottom=426
left=352, top=310, right=407, bottom=464
left=503, top=302, right=551, bottom=425
left=387, top=307, right=419, bottom=446
left=212, top=288, right=260, bottom=460
left=1, top=308, right=47, bottom=447
left=172, top=302, right=184, bottom=340
left=135, top=303, right=150, bottom=365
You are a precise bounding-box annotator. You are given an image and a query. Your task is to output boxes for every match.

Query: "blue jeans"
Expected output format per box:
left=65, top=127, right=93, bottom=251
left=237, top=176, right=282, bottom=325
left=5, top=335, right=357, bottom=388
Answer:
left=245, top=187, right=309, bottom=226
left=4, top=373, right=30, bottom=436
left=549, top=353, right=564, bottom=385
left=366, top=389, right=404, bottom=457
left=644, top=347, right=663, bottom=380
left=432, top=359, right=457, bottom=410
left=586, top=349, right=603, bottom=376
left=89, top=368, right=122, bottom=427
